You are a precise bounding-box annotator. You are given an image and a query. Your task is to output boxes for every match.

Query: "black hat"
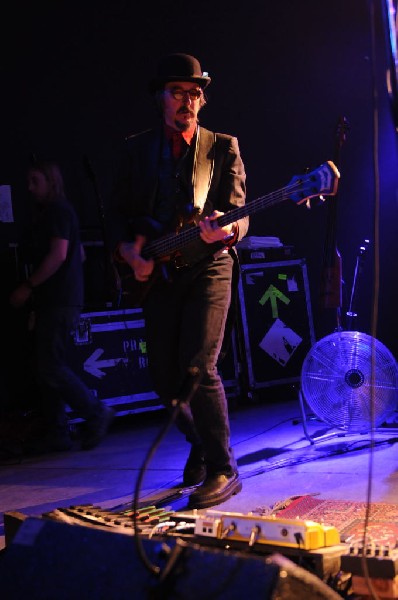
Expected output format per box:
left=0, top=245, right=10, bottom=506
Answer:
left=149, top=53, right=211, bottom=93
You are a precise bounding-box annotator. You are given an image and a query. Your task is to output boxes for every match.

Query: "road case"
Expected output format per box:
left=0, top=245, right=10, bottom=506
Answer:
left=67, top=308, right=241, bottom=419
left=67, top=308, right=160, bottom=419
left=237, top=259, right=315, bottom=394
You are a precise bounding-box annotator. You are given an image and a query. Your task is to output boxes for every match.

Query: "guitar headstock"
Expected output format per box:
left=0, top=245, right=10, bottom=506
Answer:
left=336, top=115, right=350, bottom=148
left=287, top=161, right=340, bottom=205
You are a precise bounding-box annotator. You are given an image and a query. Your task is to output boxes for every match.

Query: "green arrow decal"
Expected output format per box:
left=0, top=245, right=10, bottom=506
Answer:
left=259, top=284, right=290, bottom=319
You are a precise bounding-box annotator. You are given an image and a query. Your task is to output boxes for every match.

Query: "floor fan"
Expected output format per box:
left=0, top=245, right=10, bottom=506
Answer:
left=299, top=236, right=398, bottom=442
left=299, top=330, right=398, bottom=442
left=297, top=114, right=398, bottom=442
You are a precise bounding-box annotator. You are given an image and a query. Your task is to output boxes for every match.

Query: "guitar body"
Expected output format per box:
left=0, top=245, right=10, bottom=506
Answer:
left=320, top=250, right=343, bottom=309
left=115, top=229, right=225, bottom=307
left=146, top=224, right=224, bottom=268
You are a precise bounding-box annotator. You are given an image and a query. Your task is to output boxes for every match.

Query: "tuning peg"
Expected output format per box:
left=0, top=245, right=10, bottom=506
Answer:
left=306, top=195, right=326, bottom=209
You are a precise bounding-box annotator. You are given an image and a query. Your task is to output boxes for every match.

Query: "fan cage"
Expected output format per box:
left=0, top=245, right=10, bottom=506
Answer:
left=301, top=331, right=398, bottom=433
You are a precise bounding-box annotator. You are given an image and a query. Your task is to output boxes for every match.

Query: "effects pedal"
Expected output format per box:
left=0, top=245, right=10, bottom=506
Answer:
left=194, top=510, right=340, bottom=550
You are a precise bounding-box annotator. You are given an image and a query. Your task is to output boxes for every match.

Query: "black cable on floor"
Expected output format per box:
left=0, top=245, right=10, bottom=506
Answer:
left=131, top=367, right=202, bottom=577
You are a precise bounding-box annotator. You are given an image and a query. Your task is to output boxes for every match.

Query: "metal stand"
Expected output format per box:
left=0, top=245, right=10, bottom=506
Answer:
left=298, top=389, right=347, bottom=444
left=299, top=388, right=398, bottom=445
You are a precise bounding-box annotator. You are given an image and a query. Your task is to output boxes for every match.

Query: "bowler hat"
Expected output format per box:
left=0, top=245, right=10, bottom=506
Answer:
left=149, top=53, right=211, bottom=93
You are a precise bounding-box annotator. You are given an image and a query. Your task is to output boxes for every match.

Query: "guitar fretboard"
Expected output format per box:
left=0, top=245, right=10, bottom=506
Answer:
left=142, top=162, right=337, bottom=261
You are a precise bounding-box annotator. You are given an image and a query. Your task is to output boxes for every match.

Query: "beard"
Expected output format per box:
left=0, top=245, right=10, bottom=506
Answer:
left=174, top=107, right=196, bottom=131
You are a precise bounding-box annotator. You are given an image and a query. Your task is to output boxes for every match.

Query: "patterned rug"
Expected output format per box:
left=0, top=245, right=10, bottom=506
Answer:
left=261, top=496, right=398, bottom=546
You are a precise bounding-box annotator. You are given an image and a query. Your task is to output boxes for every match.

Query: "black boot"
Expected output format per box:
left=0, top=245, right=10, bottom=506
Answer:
left=183, top=445, right=206, bottom=486
left=81, top=406, right=115, bottom=450
left=188, top=472, right=242, bottom=509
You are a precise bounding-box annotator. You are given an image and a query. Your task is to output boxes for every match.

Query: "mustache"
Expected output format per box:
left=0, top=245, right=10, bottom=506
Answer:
left=177, top=107, right=195, bottom=116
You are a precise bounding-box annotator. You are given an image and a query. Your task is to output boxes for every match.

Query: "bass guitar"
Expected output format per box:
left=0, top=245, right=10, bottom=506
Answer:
left=115, top=160, right=340, bottom=307
left=319, top=116, right=349, bottom=327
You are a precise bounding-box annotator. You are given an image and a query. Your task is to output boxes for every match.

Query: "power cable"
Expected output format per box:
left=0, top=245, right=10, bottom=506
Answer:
left=360, top=1, right=383, bottom=597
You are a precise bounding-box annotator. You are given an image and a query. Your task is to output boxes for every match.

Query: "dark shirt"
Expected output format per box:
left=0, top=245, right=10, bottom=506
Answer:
left=154, top=129, right=196, bottom=230
left=31, top=200, right=84, bottom=309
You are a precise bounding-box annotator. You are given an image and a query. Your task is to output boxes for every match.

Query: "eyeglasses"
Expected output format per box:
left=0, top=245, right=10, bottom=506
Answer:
left=166, top=87, right=203, bottom=101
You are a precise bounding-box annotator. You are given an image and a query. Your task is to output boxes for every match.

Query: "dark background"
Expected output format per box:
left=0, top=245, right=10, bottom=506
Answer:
left=1, top=1, right=397, bottom=369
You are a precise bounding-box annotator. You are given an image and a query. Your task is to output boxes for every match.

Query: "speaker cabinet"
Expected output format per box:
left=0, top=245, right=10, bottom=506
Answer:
left=0, top=517, right=280, bottom=599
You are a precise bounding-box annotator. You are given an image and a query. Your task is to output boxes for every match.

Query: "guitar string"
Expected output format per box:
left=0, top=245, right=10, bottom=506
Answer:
left=143, top=187, right=293, bottom=258
left=143, top=171, right=330, bottom=260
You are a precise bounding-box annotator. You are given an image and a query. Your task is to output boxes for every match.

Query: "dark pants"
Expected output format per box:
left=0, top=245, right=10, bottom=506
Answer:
left=143, top=252, right=237, bottom=476
left=34, top=306, right=103, bottom=431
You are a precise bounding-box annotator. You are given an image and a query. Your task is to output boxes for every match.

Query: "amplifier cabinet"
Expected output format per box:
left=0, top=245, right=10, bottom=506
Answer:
left=237, top=259, right=315, bottom=392
left=67, top=308, right=240, bottom=419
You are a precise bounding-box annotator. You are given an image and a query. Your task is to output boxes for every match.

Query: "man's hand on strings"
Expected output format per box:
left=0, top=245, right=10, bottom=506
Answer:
left=199, top=211, right=236, bottom=244
left=119, top=235, right=154, bottom=282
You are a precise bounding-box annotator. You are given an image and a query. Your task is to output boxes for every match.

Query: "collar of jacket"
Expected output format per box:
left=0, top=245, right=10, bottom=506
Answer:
left=192, top=126, right=215, bottom=213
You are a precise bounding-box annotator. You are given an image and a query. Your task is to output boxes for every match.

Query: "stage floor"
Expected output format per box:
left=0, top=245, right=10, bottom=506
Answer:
left=1, top=390, right=398, bottom=551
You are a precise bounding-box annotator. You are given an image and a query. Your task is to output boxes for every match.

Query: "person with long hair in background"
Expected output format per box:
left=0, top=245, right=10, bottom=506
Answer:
left=10, top=159, right=114, bottom=452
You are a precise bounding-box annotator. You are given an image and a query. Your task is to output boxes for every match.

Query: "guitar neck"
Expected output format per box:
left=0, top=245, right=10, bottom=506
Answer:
left=143, top=187, right=290, bottom=261
left=142, top=160, right=339, bottom=262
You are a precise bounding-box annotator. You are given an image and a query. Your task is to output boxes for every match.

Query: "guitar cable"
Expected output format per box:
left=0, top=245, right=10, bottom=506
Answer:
left=131, top=366, right=203, bottom=577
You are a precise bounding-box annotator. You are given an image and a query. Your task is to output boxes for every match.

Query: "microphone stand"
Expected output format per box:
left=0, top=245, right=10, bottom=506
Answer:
left=346, top=239, right=370, bottom=331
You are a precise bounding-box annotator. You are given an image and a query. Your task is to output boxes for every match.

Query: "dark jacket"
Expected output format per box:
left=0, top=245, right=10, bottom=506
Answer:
left=113, top=125, right=249, bottom=254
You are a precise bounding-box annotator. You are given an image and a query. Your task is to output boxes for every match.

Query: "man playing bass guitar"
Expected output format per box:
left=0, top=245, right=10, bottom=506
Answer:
left=113, top=53, right=248, bottom=509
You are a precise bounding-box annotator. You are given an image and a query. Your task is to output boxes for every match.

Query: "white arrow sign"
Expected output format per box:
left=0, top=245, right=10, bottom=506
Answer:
left=84, top=348, right=128, bottom=379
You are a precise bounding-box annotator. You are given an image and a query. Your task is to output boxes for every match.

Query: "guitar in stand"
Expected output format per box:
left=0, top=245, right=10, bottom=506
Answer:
left=319, top=116, right=349, bottom=332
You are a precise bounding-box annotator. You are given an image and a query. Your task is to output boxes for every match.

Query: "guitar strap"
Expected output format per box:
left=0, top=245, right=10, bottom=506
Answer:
left=192, top=127, right=216, bottom=213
